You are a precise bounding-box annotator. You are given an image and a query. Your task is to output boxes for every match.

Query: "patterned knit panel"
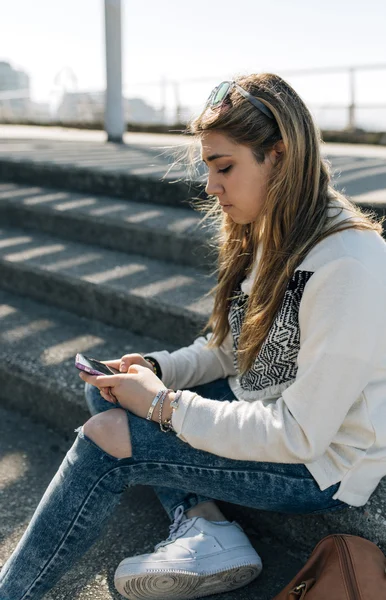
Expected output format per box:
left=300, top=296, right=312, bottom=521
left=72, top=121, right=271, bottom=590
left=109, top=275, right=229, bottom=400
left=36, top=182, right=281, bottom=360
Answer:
left=229, top=270, right=314, bottom=391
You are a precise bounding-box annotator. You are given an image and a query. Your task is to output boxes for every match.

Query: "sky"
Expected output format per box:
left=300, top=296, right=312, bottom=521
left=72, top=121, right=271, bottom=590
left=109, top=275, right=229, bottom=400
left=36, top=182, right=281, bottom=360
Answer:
left=0, top=0, right=385, bottom=128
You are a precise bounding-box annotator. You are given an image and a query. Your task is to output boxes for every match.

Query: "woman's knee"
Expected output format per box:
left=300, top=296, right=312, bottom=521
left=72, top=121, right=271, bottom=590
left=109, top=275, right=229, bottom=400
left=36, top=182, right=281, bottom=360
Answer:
left=83, top=409, right=132, bottom=458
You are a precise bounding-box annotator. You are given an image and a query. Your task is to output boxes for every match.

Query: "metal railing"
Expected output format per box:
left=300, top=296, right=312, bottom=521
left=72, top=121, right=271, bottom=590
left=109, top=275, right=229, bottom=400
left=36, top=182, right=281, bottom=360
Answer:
left=146, top=63, right=386, bottom=131
left=0, top=63, right=385, bottom=132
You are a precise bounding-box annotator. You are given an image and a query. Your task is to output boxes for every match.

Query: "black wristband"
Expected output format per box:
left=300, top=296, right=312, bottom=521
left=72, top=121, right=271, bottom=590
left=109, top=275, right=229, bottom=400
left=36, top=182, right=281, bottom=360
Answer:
left=143, top=355, right=163, bottom=379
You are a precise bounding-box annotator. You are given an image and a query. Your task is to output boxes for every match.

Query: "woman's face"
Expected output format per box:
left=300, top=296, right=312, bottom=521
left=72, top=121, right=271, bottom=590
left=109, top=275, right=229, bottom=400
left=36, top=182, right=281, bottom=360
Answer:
left=200, top=131, right=278, bottom=225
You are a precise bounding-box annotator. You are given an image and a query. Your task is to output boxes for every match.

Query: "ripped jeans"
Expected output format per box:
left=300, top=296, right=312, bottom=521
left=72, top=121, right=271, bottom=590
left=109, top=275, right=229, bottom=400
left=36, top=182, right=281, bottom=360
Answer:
left=0, top=378, right=349, bottom=600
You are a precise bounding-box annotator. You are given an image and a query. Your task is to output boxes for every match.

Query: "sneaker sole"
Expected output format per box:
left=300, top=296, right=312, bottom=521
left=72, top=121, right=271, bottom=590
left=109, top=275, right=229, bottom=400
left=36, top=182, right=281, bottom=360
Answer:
left=114, top=562, right=262, bottom=600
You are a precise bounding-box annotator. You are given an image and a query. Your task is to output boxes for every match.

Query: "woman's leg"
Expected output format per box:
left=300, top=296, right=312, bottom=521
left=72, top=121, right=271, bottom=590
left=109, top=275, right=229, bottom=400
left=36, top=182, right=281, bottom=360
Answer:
left=82, top=388, right=349, bottom=600
left=0, top=382, right=348, bottom=600
left=0, top=402, right=249, bottom=600
left=0, top=418, right=132, bottom=600
left=0, top=381, right=238, bottom=600
left=84, top=379, right=237, bottom=521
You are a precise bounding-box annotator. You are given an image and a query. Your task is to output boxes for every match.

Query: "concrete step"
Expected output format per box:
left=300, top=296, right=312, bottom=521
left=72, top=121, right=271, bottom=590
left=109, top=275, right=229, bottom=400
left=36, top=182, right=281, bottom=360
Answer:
left=0, top=146, right=204, bottom=208
left=0, top=182, right=217, bottom=271
left=1, top=136, right=385, bottom=572
left=0, top=288, right=385, bottom=562
left=1, top=141, right=385, bottom=227
left=0, top=224, right=215, bottom=347
left=0, top=403, right=306, bottom=600
left=0, top=287, right=174, bottom=431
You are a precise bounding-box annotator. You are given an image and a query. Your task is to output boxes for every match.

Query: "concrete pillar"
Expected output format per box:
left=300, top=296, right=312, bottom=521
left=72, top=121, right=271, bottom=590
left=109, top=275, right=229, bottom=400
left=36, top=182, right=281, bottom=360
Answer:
left=104, top=0, right=124, bottom=143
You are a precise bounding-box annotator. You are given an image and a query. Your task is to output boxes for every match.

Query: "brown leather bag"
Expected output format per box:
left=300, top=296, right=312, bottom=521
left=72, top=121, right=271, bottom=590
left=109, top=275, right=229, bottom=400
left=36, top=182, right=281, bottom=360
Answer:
left=272, top=534, right=386, bottom=599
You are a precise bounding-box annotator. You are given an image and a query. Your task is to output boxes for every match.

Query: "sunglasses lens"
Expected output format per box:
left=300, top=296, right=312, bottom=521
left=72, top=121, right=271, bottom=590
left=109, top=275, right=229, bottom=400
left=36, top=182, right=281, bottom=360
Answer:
left=211, top=82, right=231, bottom=106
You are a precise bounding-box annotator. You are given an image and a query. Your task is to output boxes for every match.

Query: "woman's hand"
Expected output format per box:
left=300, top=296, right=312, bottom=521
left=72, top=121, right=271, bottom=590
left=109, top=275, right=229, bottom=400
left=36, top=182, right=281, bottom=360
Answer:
left=79, top=364, right=173, bottom=421
left=99, top=354, right=157, bottom=403
left=101, top=353, right=155, bottom=374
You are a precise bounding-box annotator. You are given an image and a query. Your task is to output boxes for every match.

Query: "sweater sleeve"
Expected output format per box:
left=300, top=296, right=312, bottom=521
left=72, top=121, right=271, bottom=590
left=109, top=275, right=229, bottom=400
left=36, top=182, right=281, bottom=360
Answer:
left=143, top=328, right=237, bottom=390
left=171, top=258, right=385, bottom=463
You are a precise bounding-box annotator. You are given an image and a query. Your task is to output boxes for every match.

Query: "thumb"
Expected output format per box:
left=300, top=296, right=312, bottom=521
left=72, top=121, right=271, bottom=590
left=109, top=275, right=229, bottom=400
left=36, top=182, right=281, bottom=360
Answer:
left=119, top=359, right=133, bottom=372
left=127, top=364, right=151, bottom=375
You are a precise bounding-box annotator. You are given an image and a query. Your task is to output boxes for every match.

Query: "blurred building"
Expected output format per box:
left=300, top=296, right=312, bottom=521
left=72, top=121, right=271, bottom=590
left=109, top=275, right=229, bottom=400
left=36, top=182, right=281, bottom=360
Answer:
left=57, top=91, right=163, bottom=124
left=0, top=61, right=30, bottom=120
left=0, top=61, right=30, bottom=93
left=29, top=100, right=51, bottom=122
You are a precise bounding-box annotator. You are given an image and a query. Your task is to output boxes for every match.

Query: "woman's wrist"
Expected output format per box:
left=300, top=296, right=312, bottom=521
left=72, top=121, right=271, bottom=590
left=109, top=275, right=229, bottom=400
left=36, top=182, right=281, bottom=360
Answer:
left=150, top=390, right=175, bottom=423
left=162, top=391, right=175, bottom=422
left=148, top=389, right=185, bottom=433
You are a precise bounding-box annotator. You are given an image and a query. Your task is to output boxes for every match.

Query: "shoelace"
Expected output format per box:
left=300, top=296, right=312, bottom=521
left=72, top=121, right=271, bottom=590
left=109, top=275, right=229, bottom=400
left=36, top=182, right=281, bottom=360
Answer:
left=154, top=505, right=191, bottom=551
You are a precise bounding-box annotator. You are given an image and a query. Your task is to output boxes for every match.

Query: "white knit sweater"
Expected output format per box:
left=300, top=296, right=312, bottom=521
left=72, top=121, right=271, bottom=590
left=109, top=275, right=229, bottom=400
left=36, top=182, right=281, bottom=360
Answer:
left=146, top=202, right=386, bottom=507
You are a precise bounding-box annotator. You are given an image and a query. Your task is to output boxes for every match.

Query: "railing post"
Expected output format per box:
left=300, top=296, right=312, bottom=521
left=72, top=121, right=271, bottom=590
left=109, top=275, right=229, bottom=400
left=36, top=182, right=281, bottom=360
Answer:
left=173, top=81, right=181, bottom=124
left=160, top=76, right=167, bottom=124
left=104, top=0, right=124, bottom=143
left=347, top=67, right=356, bottom=131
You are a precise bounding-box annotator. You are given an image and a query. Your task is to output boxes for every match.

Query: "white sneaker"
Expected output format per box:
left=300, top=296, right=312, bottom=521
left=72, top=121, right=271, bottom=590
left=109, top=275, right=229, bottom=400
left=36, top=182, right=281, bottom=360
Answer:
left=114, top=505, right=262, bottom=600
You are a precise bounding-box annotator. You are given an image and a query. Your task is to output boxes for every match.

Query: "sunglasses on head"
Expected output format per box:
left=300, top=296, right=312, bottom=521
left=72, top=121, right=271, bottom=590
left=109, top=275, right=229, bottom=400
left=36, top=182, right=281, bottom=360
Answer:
left=205, top=80, right=274, bottom=120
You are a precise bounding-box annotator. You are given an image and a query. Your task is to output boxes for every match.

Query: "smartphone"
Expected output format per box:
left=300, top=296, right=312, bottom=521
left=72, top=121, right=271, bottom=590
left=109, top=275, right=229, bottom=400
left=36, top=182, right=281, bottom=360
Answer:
left=75, top=353, right=120, bottom=376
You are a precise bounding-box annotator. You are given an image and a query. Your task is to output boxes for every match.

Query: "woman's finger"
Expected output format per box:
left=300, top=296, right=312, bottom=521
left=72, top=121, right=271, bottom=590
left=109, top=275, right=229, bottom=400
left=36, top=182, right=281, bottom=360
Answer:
left=78, top=371, right=99, bottom=386
left=108, top=388, right=119, bottom=405
left=79, top=371, right=119, bottom=388
left=101, top=359, right=121, bottom=370
left=98, top=384, right=118, bottom=404
left=100, top=390, right=113, bottom=403
left=118, top=353, right=144, bottom=372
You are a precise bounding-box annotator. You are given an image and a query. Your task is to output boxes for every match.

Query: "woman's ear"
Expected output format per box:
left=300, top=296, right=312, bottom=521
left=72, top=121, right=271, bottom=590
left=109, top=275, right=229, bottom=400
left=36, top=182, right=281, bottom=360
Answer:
left=273, top=140, right=285, bottom=158
left=267, top=140, right=285, bottom=165
left=267, top=140, right=285, bottom=166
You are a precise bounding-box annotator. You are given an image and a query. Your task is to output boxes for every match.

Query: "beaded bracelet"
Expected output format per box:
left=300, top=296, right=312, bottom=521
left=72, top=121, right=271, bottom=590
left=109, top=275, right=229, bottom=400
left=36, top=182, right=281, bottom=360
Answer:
left=144, top=356, right=162, bottom=379
left=145, top=358, right=157, bottom=374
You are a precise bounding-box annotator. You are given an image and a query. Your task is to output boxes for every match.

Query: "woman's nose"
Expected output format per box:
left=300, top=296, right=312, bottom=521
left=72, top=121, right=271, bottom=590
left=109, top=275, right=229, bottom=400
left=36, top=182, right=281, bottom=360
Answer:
left=205, top=175, right=223, bottom=197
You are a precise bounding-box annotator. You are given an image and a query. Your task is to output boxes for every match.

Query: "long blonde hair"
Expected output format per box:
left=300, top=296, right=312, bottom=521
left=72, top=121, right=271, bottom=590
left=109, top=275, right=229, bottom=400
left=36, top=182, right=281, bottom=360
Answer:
left=183, top=73, right=384, bottom=376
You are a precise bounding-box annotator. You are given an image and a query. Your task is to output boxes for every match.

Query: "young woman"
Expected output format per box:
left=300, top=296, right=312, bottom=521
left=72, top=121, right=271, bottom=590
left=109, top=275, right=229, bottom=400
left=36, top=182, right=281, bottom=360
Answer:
left=1, top=73, right=386, bottom=600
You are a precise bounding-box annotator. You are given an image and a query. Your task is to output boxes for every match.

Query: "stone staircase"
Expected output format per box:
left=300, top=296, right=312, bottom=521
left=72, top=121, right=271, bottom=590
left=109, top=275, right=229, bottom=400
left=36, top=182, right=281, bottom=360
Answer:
left=0, top=146, right=385, bottom=599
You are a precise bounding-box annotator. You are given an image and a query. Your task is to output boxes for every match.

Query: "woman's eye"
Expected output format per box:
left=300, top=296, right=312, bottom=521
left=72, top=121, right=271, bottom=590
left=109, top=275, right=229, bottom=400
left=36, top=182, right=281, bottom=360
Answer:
left=218, top=166, right=232, bottom=174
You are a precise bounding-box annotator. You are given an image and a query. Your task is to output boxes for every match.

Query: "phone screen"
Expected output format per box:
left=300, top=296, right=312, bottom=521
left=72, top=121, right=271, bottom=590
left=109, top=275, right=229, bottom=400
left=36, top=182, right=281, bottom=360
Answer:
left=75, top=353, right=118, bottom=376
